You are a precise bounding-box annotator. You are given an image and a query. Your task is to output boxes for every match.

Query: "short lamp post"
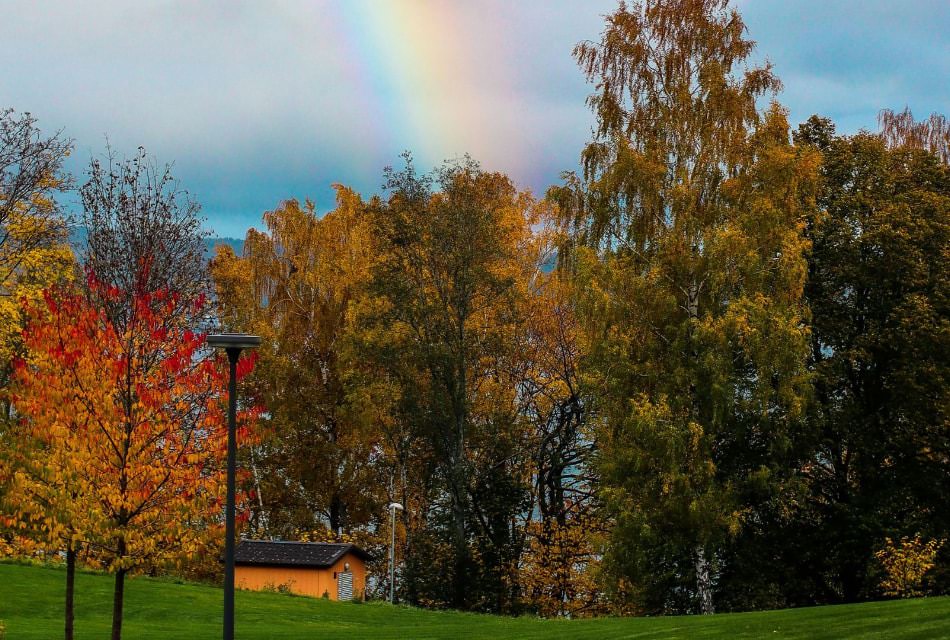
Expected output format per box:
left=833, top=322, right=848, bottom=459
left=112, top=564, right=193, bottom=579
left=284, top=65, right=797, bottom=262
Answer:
left=387, top=502, right=404, bottom=604
left=207, top=333, right=261, bottom=640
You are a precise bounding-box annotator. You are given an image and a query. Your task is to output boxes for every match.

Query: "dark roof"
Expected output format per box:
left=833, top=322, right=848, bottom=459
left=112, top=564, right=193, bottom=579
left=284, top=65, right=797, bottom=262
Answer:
left=234, top=540, right=370, bottom=568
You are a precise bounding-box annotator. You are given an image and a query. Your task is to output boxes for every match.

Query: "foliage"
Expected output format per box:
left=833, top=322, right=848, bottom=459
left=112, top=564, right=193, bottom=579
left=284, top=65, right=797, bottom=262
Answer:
left=879, top=107, right=950, bottom=164
left=792, top=118, right=950, bottom=603
left=360, top=154, right=541, bottom=612
left=0, top=109, right=74, bottom=417
left=79, top=146, right=210, bottom=331
left=8, top=279, right=255, bottom=639
left=519, top=268, right=595, bottom=527
left=210, top=188, right=384, bottom=537
left=551, top=0, right=815, bottom=614
left=875, top=536, right=945, bottom=598
left=259, top=580, right=297, bottom=595
left=519, top=512, right=606, bottom=618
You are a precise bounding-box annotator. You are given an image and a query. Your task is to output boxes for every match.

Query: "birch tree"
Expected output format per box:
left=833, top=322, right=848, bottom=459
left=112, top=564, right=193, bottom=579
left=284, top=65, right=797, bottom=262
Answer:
left=551, top=0, right=815, bottom=614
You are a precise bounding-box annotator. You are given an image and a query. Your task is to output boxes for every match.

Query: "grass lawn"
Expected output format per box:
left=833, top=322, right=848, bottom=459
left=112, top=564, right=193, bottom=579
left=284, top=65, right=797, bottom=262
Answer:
left=1, top=562, right=949, bottom=639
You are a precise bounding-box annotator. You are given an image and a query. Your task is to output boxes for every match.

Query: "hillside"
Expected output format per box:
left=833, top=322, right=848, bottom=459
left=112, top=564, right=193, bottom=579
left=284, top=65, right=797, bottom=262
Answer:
left=67, top=226, right=244, bottom=259
left=1, top=563, right=948, bottom=639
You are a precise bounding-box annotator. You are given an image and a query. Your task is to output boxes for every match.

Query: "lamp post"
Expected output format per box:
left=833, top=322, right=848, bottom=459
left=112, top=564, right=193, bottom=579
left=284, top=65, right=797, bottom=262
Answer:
left=387, top=502, right=404, bottom=604
left=207, top=333, right=260, bottom=640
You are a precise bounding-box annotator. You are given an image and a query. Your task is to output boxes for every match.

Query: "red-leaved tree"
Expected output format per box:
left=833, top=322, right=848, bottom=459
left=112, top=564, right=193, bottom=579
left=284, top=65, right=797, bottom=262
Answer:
left=9, top=280, right=255, bottom=640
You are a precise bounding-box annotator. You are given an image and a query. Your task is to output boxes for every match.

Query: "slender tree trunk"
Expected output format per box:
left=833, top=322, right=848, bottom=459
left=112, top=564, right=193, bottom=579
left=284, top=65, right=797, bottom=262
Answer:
left=111, top=569, right=126, bottom=640
left=249, top=446, right=267, bottom=535
left=695, top=544, right=714, bottom=615
left=329, top=493, right=343, bottom=534
left=111, top=537, right=127, bottom=640
left=65, top=544, right=76, bottom=640
left=687, top=279, right=715, bottom=615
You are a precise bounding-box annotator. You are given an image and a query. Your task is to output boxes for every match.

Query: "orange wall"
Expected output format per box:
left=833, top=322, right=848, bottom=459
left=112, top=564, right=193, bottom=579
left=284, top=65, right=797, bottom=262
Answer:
left=235, top=554, right=366, bottom=601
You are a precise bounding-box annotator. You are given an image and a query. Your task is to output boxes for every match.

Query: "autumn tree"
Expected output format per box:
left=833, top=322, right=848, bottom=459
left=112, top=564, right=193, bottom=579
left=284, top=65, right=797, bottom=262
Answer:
left=0, top=112, right=75, bottom=633
left=2, top=288, right=88, bottom=639
left=79, top=146, right=210, bottom=330
left=519, top=511, right=607, bottom=618
left=361, top=155, right=539, bottom=611
left=879, top=107, right=950, bottom=164
left=551, top=0, right=815, bottom=613
left=515, top=258, right=605, bottom=616
left=520, top=270, right=592, bottom=528
left=10, top=281, right=245, bottom=640
left=0, top=109, right=74, bottom=417
left=211, top=188, right=386, bottom=537
left=875, top=536, right=946, bottom=598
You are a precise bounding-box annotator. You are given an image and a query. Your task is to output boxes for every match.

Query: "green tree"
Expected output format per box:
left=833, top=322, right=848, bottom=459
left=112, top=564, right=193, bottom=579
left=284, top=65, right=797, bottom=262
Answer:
left=361, top=155, right=538, bottom=611
left=793, top=117, right=950, bottom=602
left=551, top=0, right=815, bottom=614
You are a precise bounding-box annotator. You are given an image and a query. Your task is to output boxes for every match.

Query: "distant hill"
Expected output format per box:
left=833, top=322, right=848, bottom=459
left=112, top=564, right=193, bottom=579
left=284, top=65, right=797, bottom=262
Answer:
left=68, top=226, right=244, bottom=259
left=204, top=237, right=244, bottom=257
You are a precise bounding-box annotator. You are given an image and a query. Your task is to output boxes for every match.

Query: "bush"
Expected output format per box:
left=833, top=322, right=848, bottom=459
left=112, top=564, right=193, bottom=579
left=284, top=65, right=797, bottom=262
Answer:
left=875, top=536, right=946, bottom=598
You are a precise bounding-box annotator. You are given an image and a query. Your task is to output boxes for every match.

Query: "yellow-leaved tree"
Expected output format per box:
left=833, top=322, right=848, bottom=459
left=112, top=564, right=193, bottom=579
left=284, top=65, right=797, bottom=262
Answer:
left=0, top=109, right=74, bottom=417
left=875, top=536, right=945, bottom=598
left=211, top=187, right=386, bottom=537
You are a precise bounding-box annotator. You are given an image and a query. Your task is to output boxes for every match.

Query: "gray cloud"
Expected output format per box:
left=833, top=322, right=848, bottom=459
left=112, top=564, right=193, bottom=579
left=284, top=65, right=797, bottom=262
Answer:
left=2, top=1, right=947, bottom=236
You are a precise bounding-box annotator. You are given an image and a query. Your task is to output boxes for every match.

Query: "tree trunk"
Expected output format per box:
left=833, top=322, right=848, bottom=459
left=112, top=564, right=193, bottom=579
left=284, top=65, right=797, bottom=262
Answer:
left=65, top=544, right=76, bottom=640
left=111, top=568, right=126, bottom=640
left=249, top=446, right=267, bottom=535
left=329, top=493, right=344, bottom=534
left=695, top=544, right=714, bottom=614
left=111, top=536, right=127, bottom=640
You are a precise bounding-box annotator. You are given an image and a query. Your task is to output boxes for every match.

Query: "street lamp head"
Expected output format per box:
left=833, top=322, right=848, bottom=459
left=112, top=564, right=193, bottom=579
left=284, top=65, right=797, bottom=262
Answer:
left=207, top=333, right=261, bottom=350
left=388, top=502, right=404, bottom=511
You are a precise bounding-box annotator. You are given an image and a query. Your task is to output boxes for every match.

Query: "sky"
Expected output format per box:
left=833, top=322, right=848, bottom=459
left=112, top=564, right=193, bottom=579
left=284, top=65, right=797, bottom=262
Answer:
left=3, top=0, right=948, bottom=238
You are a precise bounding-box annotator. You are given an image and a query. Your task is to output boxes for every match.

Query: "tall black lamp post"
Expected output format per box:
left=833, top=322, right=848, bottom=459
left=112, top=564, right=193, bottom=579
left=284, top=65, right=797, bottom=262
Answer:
left=207, top=333, right=260, bottom=640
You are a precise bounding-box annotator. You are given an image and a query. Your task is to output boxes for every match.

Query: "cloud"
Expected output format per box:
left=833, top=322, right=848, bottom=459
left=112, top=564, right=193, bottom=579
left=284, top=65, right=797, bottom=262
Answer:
left=2, top=1, right=947, bottom=236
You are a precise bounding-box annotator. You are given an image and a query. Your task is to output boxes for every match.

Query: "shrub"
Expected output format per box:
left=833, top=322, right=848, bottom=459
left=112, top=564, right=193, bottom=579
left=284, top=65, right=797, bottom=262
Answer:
left=875, top=535, right=946, bottom=598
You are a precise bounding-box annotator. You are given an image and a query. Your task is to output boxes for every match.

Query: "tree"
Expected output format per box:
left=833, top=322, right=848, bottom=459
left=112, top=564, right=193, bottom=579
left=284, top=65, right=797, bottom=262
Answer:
left=362, top=155, right=538, bottom=611
left=793, top=117, right=950, bottom=602
left=879, top=107, right=950, bottom=164
left=79, top=146, right=210, bottom=331
left=515, top=260, right=605, bottom=617
left=520, top=270, right=592, bottom=529
left=519, top=510, right=607, bottom=618
left=552, top=0, right=815, bottom=613
left=0, top=111, right=75, bottom=635
left=875, top=536, right=945, bottom=598
left=210, top=188, right=385, bottom=537
left=10, top=281, right=248, bottom=640
left=0, top=109, right=74, bottom=417
left=2, top=289, right=88, bottom=639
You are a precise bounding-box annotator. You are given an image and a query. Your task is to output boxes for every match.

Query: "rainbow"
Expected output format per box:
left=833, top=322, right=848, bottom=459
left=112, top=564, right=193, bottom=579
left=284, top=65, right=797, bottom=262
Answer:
left=332, top=1, right=506, bottom=166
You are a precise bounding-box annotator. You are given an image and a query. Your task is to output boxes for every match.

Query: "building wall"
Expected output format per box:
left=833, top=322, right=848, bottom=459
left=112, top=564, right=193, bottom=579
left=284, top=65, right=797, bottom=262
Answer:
left=235, top=554, right=366, bottom=600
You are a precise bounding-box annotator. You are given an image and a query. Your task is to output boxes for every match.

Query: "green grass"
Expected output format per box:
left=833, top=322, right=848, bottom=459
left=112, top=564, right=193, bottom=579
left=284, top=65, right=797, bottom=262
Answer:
left=1, top=562, right=949, bottom=639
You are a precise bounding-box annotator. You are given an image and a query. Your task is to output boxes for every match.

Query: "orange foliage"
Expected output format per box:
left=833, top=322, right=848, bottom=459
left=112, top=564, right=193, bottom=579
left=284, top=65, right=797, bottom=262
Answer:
left=6, top=281, right=256, bottom=574
left=519, top=511, right=607, bottom=618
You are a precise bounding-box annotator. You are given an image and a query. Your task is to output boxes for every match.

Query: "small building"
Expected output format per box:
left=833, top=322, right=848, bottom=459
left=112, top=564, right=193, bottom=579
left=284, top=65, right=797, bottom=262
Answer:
left=234, top=540, right=369, bottom=601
